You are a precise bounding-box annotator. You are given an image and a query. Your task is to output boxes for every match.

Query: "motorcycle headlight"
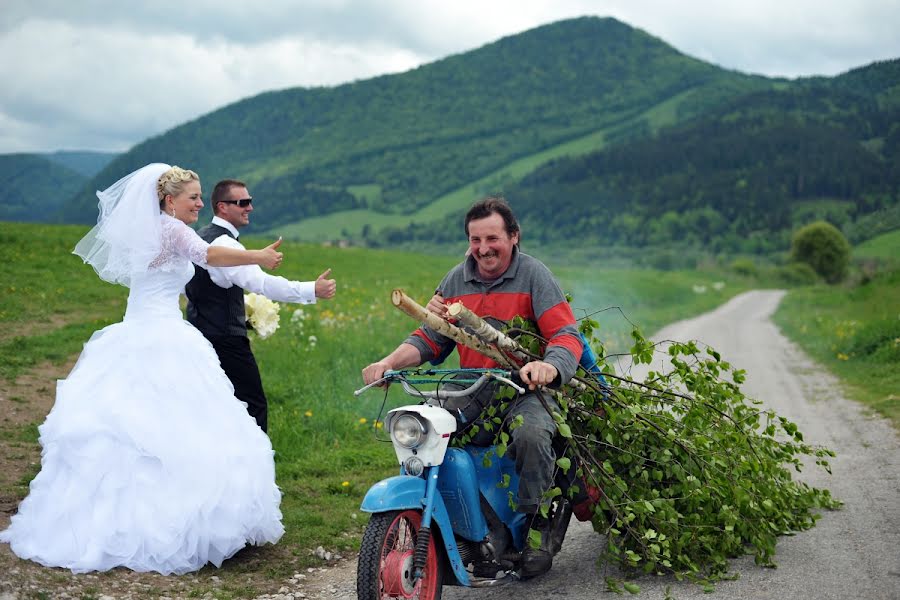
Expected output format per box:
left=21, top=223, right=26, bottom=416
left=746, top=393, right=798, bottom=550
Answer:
left=392, top=413, right=427, bottom=449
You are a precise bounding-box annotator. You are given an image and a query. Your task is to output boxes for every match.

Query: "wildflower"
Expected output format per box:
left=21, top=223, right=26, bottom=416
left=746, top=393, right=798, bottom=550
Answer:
left=305, top=410, right=313, bottom=417
left=358, top=417, right=367, bottom=424
left=836, top=353, right=849, bottom=361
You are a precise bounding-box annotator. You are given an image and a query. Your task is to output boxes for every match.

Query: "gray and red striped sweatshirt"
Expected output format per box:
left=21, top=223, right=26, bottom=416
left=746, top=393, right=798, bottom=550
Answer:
left=404, top=247, right=581, bottom=383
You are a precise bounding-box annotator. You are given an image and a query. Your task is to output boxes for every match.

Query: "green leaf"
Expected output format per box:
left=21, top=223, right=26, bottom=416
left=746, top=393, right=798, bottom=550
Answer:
left=527, top=528, right=542, bottom=550
left=556, top=457, right=572, bottom=473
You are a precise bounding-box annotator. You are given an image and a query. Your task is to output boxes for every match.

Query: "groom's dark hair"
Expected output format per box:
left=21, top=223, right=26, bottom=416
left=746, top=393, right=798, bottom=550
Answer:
left=211, top=179, right=247, bottom=215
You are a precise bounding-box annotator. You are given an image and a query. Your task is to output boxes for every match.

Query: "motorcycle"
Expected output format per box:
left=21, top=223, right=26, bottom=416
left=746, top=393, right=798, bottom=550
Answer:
left=354, top=368, right=575, bottom=600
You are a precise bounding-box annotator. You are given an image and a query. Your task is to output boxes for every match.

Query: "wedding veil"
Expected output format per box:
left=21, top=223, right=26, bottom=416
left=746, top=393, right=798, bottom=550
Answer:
left=73, top=163, right=172, bottom=287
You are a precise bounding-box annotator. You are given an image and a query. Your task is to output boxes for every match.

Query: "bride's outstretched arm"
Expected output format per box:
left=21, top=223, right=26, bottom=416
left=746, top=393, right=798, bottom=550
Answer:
left=207, top=238, right=283, bottom=270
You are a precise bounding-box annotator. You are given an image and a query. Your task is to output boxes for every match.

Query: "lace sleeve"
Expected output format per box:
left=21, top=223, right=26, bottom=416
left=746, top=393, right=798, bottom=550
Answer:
left=165, top=217, right=210, bottom=267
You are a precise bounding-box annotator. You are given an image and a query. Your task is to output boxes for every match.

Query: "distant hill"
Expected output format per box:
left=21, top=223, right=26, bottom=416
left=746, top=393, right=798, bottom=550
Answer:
left=43, top=150, right=118, bottom=178
left=0, top=154, right=87, bottom=222
left=61, top=16, right=771, bottom=231
left=381, top=59, right=900, bottom=261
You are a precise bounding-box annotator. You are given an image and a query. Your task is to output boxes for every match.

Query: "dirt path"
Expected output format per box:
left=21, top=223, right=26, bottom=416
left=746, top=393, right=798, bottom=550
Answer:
left=3, top=290, right=898, bottom=599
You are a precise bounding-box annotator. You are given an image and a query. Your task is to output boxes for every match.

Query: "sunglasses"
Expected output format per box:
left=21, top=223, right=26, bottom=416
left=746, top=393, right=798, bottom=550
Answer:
left=220, top=197, right=253, bottom=208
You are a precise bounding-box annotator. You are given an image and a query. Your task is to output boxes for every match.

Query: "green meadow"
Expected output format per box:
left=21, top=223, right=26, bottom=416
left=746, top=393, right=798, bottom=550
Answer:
left=1, top=220, right=896, bottom=595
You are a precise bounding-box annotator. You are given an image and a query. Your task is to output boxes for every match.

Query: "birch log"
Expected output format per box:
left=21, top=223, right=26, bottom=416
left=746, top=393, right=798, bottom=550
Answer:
left=446, top=301, right=529, bottom=363
left=391, top=289, right=516, bottom=369
left=392, top=289, right=595, bottom=395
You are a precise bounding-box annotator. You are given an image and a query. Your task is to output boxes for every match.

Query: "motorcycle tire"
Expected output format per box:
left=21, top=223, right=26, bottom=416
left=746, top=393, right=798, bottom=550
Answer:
left=357, top=509, right=444, bottom=600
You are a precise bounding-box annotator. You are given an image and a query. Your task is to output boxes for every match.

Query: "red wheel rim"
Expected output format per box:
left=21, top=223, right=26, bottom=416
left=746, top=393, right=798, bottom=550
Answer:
left=379, top=510, right=440, bottom=599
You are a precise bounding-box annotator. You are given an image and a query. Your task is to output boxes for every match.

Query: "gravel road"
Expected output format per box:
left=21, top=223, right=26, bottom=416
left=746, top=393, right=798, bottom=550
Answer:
left=304, top=289, right=899, bottom=600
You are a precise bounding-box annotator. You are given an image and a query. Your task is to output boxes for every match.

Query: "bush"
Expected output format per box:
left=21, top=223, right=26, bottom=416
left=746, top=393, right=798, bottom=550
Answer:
left=772, top=262, right=820, bottom=286
left=790, top=221, right=851, bottom=284
left=729, top=257, right=759, bottom=278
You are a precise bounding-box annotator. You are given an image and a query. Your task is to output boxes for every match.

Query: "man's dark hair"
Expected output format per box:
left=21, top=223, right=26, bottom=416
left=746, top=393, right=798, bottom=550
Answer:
left=465, top=195, right=520, bottom=238
left=211, top=179, right=246, bottom=214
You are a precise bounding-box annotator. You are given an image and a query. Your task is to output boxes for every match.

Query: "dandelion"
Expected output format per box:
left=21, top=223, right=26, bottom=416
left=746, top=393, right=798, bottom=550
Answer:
left=375, top=421, right=384, bottom=430
left=836, top=353, right=849, bottom=361
left=305, top=410, right=313, bottom=417
left=358, top=417, right=367, bottom=425
left=692, top=284, right=707, bottom=294
left=712, top=281, right=725, bottom=291
left=342, top=481, right=350, bottom=487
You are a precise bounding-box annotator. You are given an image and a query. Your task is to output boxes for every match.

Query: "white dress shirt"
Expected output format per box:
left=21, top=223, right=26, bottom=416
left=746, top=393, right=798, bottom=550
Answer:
left=205, top=216, right=317, bottom=304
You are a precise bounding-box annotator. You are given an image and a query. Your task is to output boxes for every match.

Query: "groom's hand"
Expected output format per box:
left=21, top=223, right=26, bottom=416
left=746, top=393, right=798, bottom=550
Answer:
left=315, top=268, right=336, bottom=299
left=259, top=237, right=283, bottom=269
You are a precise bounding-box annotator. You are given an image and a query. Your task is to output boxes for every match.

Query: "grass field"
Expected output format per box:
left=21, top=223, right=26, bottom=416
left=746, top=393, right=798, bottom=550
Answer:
left=1, top=220, right=896, bottom=597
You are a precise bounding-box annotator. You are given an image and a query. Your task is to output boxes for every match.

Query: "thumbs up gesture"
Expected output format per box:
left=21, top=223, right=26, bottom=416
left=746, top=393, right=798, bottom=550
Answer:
left=315, top=268, right=336, bottom=299
left=259, top=237, right=284, bottom=269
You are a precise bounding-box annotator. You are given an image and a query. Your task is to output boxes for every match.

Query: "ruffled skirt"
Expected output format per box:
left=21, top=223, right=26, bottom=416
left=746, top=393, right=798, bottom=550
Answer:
left=0, top=317, right=284, bottom=574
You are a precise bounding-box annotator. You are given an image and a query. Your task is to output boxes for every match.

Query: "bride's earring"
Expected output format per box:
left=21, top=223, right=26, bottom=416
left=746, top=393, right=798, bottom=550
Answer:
left=169, top=206, right=176, bottom=217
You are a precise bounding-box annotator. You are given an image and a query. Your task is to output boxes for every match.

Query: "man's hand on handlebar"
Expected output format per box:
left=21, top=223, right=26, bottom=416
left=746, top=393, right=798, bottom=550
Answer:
left=362, top=360, right=393, bottom=387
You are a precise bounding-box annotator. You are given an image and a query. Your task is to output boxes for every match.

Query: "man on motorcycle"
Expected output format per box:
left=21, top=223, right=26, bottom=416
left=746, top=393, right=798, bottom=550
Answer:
left=362, top=195, right=589, bottom=577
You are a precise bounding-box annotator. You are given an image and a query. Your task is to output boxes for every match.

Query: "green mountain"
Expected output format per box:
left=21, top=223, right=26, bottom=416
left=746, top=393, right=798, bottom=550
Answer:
left=0, top=154, right=87, bottom=222
left=511, top=60, right=900, bottom=256
left=43, top=150, right=118, bottom=178
left=61, top=16, right=772, bottom=232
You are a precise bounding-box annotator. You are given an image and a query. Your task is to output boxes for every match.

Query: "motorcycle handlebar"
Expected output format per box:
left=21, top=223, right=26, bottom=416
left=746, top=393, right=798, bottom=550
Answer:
left=353, top=369, right=527, bottom=398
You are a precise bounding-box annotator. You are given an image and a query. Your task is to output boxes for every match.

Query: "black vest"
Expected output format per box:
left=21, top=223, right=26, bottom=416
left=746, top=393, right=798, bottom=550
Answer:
left=185, top=224, right=247, bottom=337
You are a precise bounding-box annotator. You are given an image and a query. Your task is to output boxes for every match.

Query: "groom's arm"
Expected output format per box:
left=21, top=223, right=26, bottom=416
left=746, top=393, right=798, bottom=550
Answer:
left=206, top=235, right=316, bottom=304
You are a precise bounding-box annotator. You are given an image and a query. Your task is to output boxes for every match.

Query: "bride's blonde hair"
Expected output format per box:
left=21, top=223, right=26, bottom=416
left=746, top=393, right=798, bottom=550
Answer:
left=157, top=166, right=199, bottom=209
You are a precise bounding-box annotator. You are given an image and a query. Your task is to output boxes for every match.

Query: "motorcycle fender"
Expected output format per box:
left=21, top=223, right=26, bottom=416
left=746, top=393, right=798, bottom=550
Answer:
left=360, top=475, right=427, bottom=512
left=360, top=475, right=472, bottom=586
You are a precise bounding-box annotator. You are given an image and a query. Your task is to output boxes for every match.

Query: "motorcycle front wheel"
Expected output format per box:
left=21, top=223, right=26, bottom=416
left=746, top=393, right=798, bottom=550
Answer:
left=357, top=509, right=444, bottom=600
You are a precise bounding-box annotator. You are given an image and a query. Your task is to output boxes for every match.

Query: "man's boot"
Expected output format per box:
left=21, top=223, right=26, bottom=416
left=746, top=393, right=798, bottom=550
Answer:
left=520, top=513, right=553, bottom=578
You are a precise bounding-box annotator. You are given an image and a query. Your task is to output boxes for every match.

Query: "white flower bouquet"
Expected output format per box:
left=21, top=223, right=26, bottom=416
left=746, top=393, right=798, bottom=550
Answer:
left=244, top=292, right=281, bottom=339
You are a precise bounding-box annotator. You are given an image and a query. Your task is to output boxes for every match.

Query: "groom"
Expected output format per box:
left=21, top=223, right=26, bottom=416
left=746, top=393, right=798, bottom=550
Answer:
left=185, top=179, right=337, bottom=432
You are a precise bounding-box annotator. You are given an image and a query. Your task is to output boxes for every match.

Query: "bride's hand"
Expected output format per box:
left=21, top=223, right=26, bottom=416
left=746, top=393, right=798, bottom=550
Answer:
left=258, top=238, right=284, bottom=269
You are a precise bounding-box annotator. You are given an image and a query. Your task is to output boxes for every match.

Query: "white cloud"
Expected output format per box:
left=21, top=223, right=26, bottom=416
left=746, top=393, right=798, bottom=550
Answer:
left=1, top=0, right=898, bottom=153
left=0, top=14, right=424, bottom=152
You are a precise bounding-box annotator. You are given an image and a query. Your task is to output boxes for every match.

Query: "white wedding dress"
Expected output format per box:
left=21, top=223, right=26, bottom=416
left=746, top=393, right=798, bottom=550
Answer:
left=0, top=214, right=284, bottom=575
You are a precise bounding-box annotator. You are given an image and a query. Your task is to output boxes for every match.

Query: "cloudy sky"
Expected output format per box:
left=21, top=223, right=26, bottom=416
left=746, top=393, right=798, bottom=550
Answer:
left=2, top=0, right=899, bottom=154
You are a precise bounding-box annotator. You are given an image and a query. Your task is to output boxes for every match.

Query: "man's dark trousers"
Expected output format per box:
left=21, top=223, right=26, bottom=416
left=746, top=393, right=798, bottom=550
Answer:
left=208, top=335, right=268, bottom=432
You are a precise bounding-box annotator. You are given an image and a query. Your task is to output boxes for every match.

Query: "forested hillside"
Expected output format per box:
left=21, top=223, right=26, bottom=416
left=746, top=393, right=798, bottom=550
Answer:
left=0, top=154, right=87, bottom=222
left=376, top=59, right=900, bottom=259
left=59, top=17, right=768, bottom=228
left=43, top=151, right=117, bottom=178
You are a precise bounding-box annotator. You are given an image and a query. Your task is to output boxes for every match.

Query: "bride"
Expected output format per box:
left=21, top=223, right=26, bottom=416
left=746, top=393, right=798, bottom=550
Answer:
left=0, top=163, right=286, bottom=575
